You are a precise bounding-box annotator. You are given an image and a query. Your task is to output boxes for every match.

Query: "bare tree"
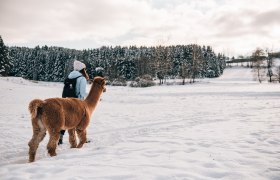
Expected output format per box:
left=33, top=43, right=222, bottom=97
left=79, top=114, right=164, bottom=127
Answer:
left=180, top=60, right=189, bottom=85
left=266, top=49, right=274, bottom=83
left=251, top=48, right=266, bottom=83
left=157, top=71, right=164, bottom=84
left=190, top=45, right=203, bottom=83
left=154, top=46, right=169, bottom=85
left=276, top=66, right=280, bottom=83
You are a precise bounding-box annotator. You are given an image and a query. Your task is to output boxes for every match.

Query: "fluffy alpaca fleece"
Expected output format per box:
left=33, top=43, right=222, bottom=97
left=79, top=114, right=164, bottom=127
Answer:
left=28, top=76, right=106, bottom=162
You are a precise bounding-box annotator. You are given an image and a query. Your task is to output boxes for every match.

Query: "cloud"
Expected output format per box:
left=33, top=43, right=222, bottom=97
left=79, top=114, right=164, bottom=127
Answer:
left=0, top=0, right=279, bottom=56
left=252, top=9, right=280, bottom=27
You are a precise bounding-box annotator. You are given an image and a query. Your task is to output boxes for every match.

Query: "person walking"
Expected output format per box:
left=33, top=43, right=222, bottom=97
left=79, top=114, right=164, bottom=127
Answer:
left=59, top=60, right=89, bottom=145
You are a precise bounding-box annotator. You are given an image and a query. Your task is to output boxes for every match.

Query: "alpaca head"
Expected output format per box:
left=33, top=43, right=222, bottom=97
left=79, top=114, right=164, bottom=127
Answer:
left=92, top=76, right=106, bottom=92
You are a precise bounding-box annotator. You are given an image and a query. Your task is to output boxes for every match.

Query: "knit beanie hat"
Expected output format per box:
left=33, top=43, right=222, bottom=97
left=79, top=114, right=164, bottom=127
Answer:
left=74, top=60, right=86, bottom=71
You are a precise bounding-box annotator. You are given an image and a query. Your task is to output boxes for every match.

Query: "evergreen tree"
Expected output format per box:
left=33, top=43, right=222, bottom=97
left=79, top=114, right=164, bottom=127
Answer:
left=52, top=52, right=66, bottom=82
left=0, top=36, right=12, bottom=76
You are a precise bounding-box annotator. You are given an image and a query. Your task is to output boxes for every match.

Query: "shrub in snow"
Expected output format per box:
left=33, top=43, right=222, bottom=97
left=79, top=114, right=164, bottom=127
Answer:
left=130, top=75, right=155, bottom=87
left=111, top=77, right=127, bottom=86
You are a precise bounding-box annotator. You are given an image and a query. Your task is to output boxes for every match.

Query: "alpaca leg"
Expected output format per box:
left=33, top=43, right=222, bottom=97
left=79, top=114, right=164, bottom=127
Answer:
left=76, top=129, right=87, bottom=148
left=46, top=131, right=60, bottom=157
left=68, top=128, right=77, bottom=148
left=28, top=128, right=40, bottom=163
left=28, top=126, right=47, bottom=162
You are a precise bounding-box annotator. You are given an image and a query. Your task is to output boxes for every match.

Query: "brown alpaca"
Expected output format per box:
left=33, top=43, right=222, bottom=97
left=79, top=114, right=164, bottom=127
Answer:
left=28, top=76, right=106, bottom=162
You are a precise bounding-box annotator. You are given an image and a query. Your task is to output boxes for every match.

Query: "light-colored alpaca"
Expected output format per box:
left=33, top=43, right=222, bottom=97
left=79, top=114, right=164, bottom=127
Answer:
left=28, top=76, right=106, bottom=162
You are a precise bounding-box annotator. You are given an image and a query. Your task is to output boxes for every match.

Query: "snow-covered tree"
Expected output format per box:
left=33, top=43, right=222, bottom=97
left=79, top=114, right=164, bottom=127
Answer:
left=0, top=36, right=12, bottom=76
left=7, top=44, right=225, bottom=83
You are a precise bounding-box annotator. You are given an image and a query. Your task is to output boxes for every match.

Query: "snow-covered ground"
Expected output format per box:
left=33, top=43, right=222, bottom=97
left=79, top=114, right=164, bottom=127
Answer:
left=0, top=67, right=280, bottom=180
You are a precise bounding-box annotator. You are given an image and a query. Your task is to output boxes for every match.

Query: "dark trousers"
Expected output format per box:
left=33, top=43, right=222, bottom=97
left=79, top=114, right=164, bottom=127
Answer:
left=60, top=130, right=65, bottom=136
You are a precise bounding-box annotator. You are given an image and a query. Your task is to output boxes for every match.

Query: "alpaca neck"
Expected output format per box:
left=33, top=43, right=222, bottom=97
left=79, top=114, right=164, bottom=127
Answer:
left=85, top=84, right=102, bottom=113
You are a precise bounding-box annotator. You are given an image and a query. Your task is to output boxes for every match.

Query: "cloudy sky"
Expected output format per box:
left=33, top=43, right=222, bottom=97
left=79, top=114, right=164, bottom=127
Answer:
left=0, top=0, right=279, bottom=56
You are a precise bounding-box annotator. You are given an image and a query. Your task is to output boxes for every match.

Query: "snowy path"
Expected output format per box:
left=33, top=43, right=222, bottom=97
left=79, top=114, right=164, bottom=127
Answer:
left=0, top=67, right=280, bottom=180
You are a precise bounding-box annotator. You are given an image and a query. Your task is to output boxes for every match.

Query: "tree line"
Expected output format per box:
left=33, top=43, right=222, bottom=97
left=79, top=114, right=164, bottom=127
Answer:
left=251, top=48, right=280, bottom=83
left=226, top=47, right=280, bottom=83
left=1, top=35, right=226, bottom=84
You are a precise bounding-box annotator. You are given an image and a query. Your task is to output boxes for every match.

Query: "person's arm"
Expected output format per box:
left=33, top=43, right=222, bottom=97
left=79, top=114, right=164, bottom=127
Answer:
left=79, top=77, right=87, bottom=100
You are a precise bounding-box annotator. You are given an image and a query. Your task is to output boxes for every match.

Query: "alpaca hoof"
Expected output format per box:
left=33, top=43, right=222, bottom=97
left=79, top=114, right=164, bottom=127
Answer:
left=29, top=152, right=36, bottom=163
left=50, top=152, right=57, bottom=157
left=77, top=143, right=84, bottom=148
left=48, top=149, right=57, bottom=157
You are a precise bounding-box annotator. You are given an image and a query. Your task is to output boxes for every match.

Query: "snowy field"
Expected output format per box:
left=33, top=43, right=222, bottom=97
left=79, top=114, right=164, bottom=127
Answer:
left=0, top=67, right=280, bottom=180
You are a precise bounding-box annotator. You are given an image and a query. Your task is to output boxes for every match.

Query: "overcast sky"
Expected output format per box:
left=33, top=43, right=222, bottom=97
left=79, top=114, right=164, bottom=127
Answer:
left=0, top=0, right=279, bottom=56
